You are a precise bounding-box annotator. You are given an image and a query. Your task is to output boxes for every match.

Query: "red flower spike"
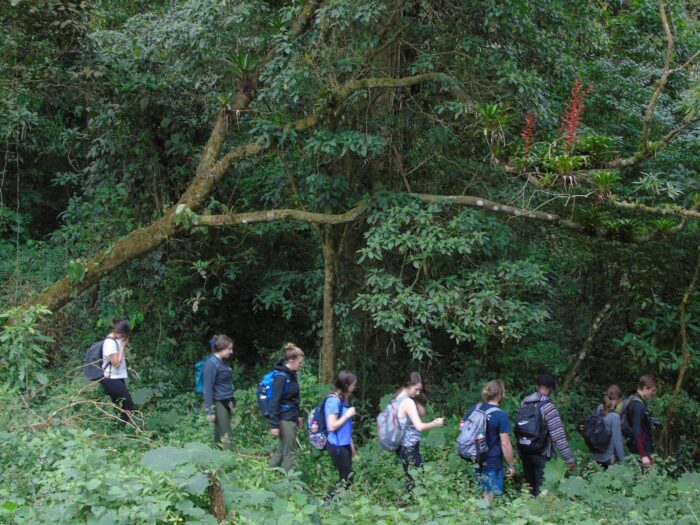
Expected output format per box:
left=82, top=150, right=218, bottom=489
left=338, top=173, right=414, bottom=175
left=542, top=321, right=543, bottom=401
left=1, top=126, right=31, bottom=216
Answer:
left=520, top=112, right=535, bottom=156
left=559, top=77, right=593, bottom=149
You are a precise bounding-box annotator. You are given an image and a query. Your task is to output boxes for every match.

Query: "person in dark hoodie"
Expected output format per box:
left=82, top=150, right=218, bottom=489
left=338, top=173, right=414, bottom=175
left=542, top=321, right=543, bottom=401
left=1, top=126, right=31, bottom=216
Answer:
left=268, top=342, right=304, bottom=471
left=625, top=375, right=657, bottom=468
left=203, top=334, right=235, bottom=450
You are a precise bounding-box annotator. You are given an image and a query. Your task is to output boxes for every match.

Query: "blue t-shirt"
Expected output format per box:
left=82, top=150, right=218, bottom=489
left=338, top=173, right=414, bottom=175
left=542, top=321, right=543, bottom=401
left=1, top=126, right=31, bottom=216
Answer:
left=465, top=402, right=512, bottom=470
left=325, top=395, right=352, bottom=446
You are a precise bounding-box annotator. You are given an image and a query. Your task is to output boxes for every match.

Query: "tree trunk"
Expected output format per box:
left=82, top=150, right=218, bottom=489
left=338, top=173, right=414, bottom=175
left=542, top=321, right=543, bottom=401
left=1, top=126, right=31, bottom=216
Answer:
left=208, top=468, right=226, bottom=522
left=319, top=226, right=337, bottom=384
left=561, top=301, right=614, bottom=394
left=659, top=242, right=700, bottom=449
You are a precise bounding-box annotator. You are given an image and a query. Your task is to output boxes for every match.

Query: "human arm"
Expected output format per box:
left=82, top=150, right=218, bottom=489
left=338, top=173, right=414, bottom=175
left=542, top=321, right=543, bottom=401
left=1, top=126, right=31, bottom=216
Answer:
left=610, top=413, right=626, bottom=462
left=326, top=399, right=356, bottom=432
left=268, top=374, right=287, bottom=431
left=103, top=338, right=125, bottom=368
left=404, top=398, right=443, bottom=431
left=500, top=433, right=516, bottom=476
left=542, top=403, right=575, bottom=466
left=202, top=359, right=217, bottom=415
left=629, top=402, right=650, bottom=465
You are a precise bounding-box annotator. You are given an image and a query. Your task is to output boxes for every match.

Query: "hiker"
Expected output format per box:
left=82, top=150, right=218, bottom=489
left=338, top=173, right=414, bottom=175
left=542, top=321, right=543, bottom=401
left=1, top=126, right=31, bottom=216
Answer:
left=623, top=375, right=657, bottom=468
left=324, top=370, right=358, bottom=500
left=395, top=372, right=444, bottom=490
left=589, top=385, right=626, bottom=468
left=100, top=317, right=135, bottom=424
left=515, top=373, right=575, bottom=496
left=268, top=342, right=304, bottom=471
left=202, top=334, right=236, bottom=450
left=462, top=379, right=516, bottom=501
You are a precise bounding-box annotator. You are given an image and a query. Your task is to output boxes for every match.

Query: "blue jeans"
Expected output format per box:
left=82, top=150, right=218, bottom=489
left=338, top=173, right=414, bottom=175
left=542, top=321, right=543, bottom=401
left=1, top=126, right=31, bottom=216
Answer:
left=474, top=466, right=504, bottom=495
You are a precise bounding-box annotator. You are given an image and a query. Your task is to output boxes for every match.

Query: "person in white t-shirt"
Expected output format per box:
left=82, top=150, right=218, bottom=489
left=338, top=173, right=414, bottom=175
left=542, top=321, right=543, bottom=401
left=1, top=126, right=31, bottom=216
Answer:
left=100, top=317, right=135, bottom=424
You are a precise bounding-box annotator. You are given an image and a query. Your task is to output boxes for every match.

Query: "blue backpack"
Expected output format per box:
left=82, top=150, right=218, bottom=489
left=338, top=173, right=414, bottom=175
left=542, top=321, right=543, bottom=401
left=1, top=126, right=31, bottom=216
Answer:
left=194, top=356, right=213, bottom=395
left=307, top=393, right=339, bottom=450
left=256, top=370, right=290, bottom=417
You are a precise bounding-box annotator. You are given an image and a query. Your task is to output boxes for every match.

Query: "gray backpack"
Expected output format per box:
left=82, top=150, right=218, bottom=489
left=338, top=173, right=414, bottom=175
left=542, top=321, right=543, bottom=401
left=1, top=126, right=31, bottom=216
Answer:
left=83, top=337, right=116, bottom=381
left=376, top=395, right=408, bottom=451
left=456, top=403, right=501, bottom=463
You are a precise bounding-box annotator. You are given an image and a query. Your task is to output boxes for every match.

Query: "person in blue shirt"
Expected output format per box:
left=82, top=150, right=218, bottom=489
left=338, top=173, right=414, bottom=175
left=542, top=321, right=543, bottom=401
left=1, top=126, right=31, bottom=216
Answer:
left=324, top=370, right=358, bottom=500
left=464, top=379, right=516, bottom=501
left=202, top=334, right=235, bottom=450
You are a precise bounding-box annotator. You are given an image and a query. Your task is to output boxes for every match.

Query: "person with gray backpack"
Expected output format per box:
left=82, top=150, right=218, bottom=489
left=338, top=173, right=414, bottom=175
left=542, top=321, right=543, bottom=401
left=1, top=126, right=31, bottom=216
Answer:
left=390, top=372, right=444, bottom=491
left=586, top=385, right=625, bottom=468
left=93, top=318, right=135, bottom=425
left=457, top=379, right=516, bottom=501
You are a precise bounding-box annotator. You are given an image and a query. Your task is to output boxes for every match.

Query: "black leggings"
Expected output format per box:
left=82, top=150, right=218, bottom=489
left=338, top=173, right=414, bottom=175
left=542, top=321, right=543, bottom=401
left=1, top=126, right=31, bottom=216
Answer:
left=100, top=378, right=135, bottom=423
left=325, top=444, right=353, bottom=499
left=397, top=443, right=422, bottom=491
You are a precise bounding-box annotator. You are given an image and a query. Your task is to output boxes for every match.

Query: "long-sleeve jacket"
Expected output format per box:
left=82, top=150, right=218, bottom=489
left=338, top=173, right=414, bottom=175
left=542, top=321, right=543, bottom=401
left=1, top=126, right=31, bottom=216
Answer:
left=591, top=405, right=626, bottom=464
left=268, top=360, right=300, bottom=429
left=202, top=355, right=234, bottom=412
left=521, top=392, right=574, bottom=464
left=627, top=394, right=652, bottom=457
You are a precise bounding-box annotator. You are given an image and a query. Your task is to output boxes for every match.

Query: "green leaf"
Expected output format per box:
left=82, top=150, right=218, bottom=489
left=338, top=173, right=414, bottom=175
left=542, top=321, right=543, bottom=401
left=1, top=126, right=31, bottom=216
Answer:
left=141, top=446, right=192, bottom=472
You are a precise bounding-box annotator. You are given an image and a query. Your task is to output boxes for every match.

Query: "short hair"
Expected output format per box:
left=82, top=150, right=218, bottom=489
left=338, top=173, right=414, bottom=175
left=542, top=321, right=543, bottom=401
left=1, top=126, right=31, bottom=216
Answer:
left=481, top=379, right=505, bottom=402
left=284, top=342, right=304, bottom=362
left=638, top=375, right=657, bottom=390
left=536, top=373, right=556, bottom=390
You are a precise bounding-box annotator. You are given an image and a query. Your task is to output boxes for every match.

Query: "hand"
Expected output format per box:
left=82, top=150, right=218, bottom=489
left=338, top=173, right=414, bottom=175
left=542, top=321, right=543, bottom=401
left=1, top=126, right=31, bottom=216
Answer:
left=270, top=428, right=280, bottom=437
left=206, top=414, right=216, bottom=424
left=641, top=456, right=652, bottom=468
left=345, top=407, right=356, bottom=418
left=297, top=417, right=303, bottom=429
left=567, top=461, right=576, bottom=472
left=506, top=465, right=516, bottom=478
left=433, top=417, right=445, bottom=427
left=351, top=443, right=357, bottom=457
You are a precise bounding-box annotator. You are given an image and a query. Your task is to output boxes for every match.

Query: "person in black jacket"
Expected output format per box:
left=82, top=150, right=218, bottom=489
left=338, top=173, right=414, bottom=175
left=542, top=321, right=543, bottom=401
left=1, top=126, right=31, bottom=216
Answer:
left=268, top=342, right=305, bottom=472
left=203, top=335, right=235, bottom=450
left=626, top=375, right=657, bottom=468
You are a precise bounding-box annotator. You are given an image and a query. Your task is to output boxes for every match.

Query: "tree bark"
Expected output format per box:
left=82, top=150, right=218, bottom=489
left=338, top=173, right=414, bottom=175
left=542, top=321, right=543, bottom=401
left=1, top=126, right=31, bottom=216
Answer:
left=659, top=242, right=700, bottom=448
left=208, top=468, right=226, bottom=522
left=560, top=301, right=614, bottom=394
left=320, top=226, right=337, bottom=384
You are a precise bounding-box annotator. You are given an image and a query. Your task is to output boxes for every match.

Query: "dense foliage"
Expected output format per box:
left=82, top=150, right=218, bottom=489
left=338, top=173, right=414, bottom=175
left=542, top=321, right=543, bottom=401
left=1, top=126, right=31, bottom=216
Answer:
left=1, top=0, right=700, bottom=522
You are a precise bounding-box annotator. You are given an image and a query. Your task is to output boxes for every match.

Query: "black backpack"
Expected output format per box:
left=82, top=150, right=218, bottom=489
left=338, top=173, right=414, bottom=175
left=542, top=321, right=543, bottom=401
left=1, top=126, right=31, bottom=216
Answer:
left=514, top=399, right=551, bottom=454
left=83, top=337, right=116, bottom=381
left=582, top=411, right=611, bottom=453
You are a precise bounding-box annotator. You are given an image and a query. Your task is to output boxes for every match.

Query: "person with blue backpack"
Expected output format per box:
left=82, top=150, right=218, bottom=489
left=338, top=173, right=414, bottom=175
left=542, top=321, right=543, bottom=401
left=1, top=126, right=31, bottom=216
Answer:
left=267, top=342, right=305, bottom=472
left=515, top=373, right=575, bottom=496
left=202, top=334, right=235, bottom=450
left=323, top=370, right=358, bottom=500
left=459, top=379, right=516, bottom=501
left=394, top=372, right=444, bottom=491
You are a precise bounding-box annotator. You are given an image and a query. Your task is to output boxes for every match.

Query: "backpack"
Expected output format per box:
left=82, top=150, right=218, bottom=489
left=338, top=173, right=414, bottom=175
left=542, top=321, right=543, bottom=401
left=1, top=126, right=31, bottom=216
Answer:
left=514, top=399, right=551, bottom=454
left=376, top=396, right=407, bottom=451
left=582, top=410, right=611, bottom=453
left=620, top=394, right=644, bottom=438
left=83, top=337, right=116, bottom=381
left=307, top=393, right=340, bottom=450
left=256, top=370, right=290, bottom=417
left=456, top=403, right=502, bottom=463
left=194, top=356, right=212, bottom=395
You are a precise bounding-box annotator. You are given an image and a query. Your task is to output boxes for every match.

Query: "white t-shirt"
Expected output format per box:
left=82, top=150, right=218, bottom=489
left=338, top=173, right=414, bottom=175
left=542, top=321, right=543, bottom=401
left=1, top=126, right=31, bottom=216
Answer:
left=102, top=338, right=128, bottom=379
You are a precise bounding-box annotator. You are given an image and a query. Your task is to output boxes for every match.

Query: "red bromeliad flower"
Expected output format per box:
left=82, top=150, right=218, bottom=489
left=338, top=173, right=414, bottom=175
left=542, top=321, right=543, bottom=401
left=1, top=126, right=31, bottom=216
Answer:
left=559, top=77, right=593, bottom=149
left=520, top=112, right=535, bottom=156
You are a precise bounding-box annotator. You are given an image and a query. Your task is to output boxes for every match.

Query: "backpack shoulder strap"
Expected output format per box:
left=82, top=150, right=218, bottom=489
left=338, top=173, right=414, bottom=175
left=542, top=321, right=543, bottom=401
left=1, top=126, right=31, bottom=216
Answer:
left=483, top=405, right=502, bottom=416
